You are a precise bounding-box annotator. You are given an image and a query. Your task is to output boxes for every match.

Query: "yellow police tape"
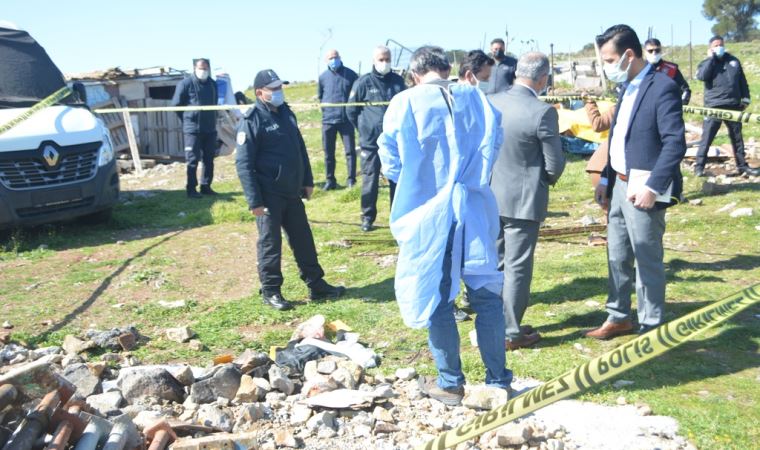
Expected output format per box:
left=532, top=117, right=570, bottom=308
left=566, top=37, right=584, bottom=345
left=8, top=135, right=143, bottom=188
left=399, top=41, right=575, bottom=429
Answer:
left=0, top=86, right=73, bottom=136
left=92, top=97, right=757, bottom=124
left=416, top=283, right=760, bottom=450
left=91, top=101, right=390, bottom=114
left=540, top=94, right=760, bottom=124
left=682, top=105, right=760, bottom=124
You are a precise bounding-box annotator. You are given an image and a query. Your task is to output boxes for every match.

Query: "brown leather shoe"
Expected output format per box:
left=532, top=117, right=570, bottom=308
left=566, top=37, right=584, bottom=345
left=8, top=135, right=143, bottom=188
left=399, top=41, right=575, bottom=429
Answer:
left=506, top=332, right=541, bottom=350
left=520, top=324, right=535, bottom=335
left=585, top=320, right=633, bottom=340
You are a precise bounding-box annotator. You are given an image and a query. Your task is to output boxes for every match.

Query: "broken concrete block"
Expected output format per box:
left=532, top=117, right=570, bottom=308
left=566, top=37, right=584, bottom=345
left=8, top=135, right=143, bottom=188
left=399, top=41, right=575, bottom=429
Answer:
left=329, top=367, right=357, bottom=390
left=395, top=367, right=416, bottom=381
left=268, top=365, right=294, bottom=395
left=316, top=359, right=337, bottom=375
left=190, top=364, right=242, bottom=404
left=117, top=367, right=185, bottom=404
left=290, top=403, right=313, bottom=425
left=86, top=391, right=124, bottom=416
left=462, top=385, right=509, bottom=410
left=496, top=422, right=532, bottom=446
left=165, top=326, right=195, bottom=343
left=274, top=428, right=298, bottom=448
left=306, top=410, right=337, bottom=432
left=62, top=363, right=102, bottom=397
left=372, top=406, right=395, bottom=423
left=196, top=404, right=233, bottom=432
left=234, top=374, right=266, bottom=403
left=117, top=332, right=137, bottom=351
left=171, top=365, right=195, bottom=386
left=171, top=432, right=261, bottom=450
left=62, top=335, right=96, bottom=354
left=233, top=349, right=270, bottom=373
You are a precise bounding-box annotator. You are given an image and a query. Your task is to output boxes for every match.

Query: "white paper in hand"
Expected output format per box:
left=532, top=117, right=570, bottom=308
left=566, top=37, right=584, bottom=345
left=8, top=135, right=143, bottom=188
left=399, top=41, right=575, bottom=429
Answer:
left=626, top=169, right=672, bottom=203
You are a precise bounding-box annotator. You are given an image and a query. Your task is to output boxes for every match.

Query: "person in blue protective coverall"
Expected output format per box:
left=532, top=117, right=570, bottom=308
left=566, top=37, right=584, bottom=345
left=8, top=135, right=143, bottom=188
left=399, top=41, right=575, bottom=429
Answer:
left=378, top=46, right=513, bottom=406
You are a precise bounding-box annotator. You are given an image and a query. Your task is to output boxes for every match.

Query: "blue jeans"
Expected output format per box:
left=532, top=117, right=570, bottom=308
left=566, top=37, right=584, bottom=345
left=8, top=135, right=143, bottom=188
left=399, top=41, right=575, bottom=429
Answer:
left=428, top=228, right=513, bottom=390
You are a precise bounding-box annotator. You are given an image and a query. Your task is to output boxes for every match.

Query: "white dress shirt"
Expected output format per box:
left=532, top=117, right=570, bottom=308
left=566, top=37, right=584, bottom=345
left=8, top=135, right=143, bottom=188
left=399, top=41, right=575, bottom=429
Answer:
left=608, top=64, right=651, bottom=176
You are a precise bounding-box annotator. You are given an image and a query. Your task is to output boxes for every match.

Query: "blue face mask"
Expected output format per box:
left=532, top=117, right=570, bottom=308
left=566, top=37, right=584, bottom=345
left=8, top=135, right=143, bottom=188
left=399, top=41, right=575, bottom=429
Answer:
left=266, top=90, right=285, bottom=107
left=714, top=46, right=726, bottom=58
left=328, top=57, right=342, bottom=71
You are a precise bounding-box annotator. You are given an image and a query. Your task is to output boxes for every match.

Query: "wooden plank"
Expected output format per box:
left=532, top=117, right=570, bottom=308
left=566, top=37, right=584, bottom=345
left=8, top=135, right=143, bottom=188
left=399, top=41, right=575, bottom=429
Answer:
left=121, top=108, right=143, bottom=174
left=94, top=98, right=130, bottom=152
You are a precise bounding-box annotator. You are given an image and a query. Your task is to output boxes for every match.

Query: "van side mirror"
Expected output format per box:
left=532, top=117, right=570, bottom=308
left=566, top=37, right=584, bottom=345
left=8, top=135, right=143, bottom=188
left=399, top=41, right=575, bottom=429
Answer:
left=72, top=82, right=87, bottom=104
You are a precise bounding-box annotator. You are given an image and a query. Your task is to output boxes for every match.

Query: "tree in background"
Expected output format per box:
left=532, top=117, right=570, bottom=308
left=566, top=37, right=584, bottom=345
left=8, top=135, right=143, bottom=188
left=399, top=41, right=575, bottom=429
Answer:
left=702, top=0, right=760, bottom=41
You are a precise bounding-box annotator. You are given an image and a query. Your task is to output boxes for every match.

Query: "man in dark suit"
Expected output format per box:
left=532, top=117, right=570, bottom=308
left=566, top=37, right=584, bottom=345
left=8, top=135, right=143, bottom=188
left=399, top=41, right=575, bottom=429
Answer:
left=587, top=25, right=686, bottom=339
left=489, top=52, right=566, bottom=350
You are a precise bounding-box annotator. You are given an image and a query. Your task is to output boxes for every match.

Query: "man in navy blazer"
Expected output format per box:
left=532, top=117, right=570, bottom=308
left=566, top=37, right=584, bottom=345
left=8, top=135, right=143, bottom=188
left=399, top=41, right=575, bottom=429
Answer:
left=586, top=24, right=686, bottom=340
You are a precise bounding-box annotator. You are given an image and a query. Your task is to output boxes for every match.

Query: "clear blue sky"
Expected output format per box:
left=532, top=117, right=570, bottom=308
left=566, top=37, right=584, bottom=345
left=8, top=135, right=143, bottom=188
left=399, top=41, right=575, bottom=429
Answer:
left=5, top=0, right=716, bottom=91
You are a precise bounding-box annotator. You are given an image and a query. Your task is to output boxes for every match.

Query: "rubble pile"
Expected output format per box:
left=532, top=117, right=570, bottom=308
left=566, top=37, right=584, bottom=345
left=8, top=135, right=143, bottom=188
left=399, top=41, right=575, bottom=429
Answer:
left=0, top=318, right=693, bottom=450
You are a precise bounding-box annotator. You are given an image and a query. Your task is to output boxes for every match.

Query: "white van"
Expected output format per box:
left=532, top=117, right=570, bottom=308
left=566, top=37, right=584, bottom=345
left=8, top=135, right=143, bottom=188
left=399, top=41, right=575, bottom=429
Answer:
left=0, top=24, right=118, bottom=228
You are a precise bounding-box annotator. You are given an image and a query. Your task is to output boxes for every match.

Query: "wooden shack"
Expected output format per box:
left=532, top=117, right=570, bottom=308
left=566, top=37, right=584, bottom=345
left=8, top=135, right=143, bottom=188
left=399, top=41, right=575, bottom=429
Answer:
left=67, top=67, right=239, bottom=163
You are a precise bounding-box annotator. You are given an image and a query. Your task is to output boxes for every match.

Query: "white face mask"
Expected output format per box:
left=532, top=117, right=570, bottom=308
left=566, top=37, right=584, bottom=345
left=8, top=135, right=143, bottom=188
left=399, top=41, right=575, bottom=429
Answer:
left=476, top=79, right=490, bottom=93
left=603, top=51, right=632, bottom=84
left=374, top=61, right=391, bottom=75
left=195, top=69, right=210, bottom=81
left=646, top=52, right=662, bottom=64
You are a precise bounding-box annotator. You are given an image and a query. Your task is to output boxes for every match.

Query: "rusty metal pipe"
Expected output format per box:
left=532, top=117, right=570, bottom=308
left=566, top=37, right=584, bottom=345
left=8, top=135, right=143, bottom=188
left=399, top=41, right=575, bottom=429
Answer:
left=147, top=430, right=172, bottom=450
left=145, top=420, right=176, bottom=450
left=45, top=422, right=71, bottom=450
left=45, top=404, right=85, bottom=450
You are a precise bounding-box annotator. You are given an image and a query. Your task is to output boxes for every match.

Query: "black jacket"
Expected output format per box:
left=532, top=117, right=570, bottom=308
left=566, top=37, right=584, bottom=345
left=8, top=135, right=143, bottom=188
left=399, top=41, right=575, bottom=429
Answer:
left=346, top=68, right=406, bottom=151
left=697, top=53, right=750, bottom=108
left=486, top=55, right=517, bottom=94
left=171, top=75, right=218, bottom=134
left=653, top=60, right=691, bottom=105
left=235, top=99, right=314, bottom=209
left=318, top=65, right=358, bottom=124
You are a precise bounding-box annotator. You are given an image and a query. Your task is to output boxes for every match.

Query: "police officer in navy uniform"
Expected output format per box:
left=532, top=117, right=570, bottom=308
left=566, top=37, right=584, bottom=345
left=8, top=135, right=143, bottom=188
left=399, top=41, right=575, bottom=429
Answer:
left=644, top=39, right=691, bottom=105
left=171, top=58, right=218, bottom=198
left=694, top=35, right=760, bottom=177
left=235, top=69, right=346, bottom=310
left=346, top=45, right=406, bottom=232
left=318, top=49, right=359, bottom=190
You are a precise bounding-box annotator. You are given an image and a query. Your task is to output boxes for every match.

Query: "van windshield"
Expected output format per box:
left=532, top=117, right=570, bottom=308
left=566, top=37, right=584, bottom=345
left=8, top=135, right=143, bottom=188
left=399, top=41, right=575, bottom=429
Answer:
left=0, top=27, right=73, bottom=109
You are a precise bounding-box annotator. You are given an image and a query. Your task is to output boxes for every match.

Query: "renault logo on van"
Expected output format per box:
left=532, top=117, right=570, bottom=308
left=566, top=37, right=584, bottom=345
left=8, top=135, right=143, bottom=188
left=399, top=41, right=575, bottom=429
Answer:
left=42, top=145, right=60, bottom=169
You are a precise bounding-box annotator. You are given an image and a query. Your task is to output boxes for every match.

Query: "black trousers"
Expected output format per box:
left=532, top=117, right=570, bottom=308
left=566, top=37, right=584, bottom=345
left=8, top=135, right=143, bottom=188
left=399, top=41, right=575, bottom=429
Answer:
left=360, top=148, right=382, bottom=222
left=322, top=122, right=356, bottom=183
left=256, top=194, right=324, bottom=293
left=696, top=106, right=749, bottom=170
left=184, top=132, right=217, bottom=189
